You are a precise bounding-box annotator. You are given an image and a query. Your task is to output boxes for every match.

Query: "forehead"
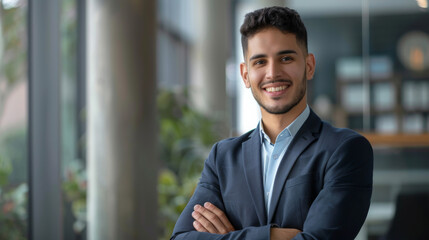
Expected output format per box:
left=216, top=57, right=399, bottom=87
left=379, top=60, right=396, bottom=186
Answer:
left=246, top=28, right=302, bottom=59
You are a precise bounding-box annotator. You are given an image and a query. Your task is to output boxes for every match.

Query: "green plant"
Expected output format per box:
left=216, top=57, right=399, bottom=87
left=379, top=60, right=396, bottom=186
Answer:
left=0, top=183, right=28, bottom=240
left=158, top=168, right=199, bottom=239
left=0, top=3, right=29, bottom=237
left=0, top=154, right=12, bottom=186
left=0, top=129, right=28, bottom=240
left=63, top=160, right=87, bottom=234
left=0, top=181, right=27, bottom=240
left=157, top=90, right=221, bottom=240
left=52, top=89, right=221, bottom=240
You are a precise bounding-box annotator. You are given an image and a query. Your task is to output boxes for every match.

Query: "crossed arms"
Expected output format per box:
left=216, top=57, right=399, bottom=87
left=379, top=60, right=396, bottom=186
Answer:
left=192, top=202, right=301, bottom=240
left=171, top=134, right=373, bottom=240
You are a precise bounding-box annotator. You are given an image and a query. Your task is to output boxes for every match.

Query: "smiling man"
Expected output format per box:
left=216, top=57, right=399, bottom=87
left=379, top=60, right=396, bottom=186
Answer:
left=171, top=6, right=373, bottom=240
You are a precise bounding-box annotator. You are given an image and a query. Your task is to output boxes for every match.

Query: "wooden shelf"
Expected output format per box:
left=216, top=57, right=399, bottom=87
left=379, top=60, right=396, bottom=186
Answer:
left=361, top=133, right=429, bottom=147
left=337, top=75, right=398, bottom=83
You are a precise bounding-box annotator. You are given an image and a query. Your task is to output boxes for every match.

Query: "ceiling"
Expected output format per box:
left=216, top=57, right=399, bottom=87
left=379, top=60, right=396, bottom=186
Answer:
left=287, top=0, right=427, bottom=16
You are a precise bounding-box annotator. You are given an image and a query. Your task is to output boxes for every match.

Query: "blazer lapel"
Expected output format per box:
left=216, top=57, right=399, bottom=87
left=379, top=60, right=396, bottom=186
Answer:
left=242, top=126, right=267, bottom=225
left=268, top=110, right=322, bottom=222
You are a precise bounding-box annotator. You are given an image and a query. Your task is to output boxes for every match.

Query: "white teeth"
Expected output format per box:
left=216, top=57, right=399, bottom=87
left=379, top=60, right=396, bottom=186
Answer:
left=266, top=86, right=287, bottom=92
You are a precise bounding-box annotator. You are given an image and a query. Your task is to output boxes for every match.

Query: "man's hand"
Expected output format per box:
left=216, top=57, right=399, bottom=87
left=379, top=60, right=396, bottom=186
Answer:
left=270, top=228, right=301, bottom=240
left=192, top=202, right=235, bottom=234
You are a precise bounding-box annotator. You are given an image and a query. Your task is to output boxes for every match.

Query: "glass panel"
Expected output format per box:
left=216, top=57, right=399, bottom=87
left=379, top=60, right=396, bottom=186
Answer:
left=368, top=1, right=429, bottom=240
left=287, top=1, right=429, bottom=240
left=369, top=1, right=429, bottom=134
left=290, top=1, right=365, bottom=130
left=60, top=0, right=87, bottom=239
left=0, top=0, right=28, bottom=239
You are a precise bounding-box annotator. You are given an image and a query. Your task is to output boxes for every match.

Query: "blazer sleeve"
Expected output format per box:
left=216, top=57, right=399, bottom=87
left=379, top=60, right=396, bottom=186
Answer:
left=170, top=142, right=272, bottom=240
left=293, top=135, right=373, bottom=240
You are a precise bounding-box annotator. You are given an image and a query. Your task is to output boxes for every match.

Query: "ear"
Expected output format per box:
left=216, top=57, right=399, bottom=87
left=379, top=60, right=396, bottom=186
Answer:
left=240, top=62, right=251, bottom=88
left=305, top=53, right=316, bottom=80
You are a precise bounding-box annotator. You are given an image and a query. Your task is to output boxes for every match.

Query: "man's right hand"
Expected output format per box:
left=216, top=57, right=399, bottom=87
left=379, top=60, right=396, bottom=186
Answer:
left=192, top=202, right=235, bottom=234
left=270, top=228, right=301, bottom=240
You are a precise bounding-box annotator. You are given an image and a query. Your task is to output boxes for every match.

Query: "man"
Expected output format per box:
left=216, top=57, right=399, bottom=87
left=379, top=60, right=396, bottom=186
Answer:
left=171, top=6, right=373, bottom=240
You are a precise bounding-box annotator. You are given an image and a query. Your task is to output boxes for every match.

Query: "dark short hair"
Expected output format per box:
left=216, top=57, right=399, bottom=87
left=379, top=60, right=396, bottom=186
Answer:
left=240, top=6, right=308, bottom=58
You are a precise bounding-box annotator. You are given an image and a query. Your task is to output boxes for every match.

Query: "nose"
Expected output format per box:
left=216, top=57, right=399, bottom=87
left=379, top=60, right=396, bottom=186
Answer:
left=266, top=61, right=281, bottom=80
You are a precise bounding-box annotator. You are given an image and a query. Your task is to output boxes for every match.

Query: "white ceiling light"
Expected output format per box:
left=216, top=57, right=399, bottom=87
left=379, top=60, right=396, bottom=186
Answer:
left=416, top=0, right=428, bottom=9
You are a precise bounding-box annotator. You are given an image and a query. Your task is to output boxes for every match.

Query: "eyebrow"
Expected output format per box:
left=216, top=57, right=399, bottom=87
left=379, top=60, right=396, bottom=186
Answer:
left=248, top=50, right=298, bottom=62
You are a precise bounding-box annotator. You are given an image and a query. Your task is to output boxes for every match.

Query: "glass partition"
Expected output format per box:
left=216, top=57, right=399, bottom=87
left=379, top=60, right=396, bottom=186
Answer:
left=60, top=0, right=87, bottom=239
left=0, top=0, right=28, bottom=239
left=286, top=1, right=429, bottom=239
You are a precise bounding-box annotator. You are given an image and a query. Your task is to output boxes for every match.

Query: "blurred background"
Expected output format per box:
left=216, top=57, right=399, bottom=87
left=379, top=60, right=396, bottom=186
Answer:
left=0, top=0, right=428, bottom=239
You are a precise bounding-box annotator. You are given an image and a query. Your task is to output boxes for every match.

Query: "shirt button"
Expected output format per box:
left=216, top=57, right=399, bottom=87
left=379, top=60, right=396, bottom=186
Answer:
left=273, top=154, right=279, bottom=159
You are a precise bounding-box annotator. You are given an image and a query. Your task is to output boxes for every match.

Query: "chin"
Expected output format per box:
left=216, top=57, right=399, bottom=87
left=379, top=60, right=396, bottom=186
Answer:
left=262, top=105, right=294, bottom=115
left=263, top=97, right=305, bottom=115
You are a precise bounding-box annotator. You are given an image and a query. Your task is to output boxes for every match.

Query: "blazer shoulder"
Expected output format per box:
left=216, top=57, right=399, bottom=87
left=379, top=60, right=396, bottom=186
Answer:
left=205, top=129, right=257, bottom=168
left=215, top=128, right=256, bottom=152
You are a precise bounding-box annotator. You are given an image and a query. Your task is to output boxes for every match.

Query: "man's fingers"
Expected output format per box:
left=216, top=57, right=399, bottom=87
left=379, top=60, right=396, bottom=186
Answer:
left=204, top=202, right=235, bottom=232
left=192, top=207, right=219, bottom=233
left=193, top=204, right=232, bottom=234
left=193, top=220, right=208, bottom=233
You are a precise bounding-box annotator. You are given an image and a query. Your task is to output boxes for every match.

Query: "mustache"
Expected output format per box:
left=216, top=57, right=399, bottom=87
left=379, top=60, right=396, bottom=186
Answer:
left=260, top=79, right=292, bottom=88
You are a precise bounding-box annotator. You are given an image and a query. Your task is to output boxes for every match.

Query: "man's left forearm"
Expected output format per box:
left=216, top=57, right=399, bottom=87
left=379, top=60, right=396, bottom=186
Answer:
left=270, top=228, right=301, bottom=240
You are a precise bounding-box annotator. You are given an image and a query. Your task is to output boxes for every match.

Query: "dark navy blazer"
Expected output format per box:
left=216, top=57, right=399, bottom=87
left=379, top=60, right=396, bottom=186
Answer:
left=171, top=110, right=373, bottom=240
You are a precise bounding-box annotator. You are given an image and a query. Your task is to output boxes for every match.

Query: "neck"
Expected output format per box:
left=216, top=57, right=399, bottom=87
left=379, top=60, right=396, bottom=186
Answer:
left=261, top=102, right=306, bottom=143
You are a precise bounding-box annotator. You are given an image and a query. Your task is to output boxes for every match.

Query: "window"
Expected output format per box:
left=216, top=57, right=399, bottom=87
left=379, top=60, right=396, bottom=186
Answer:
left=0, top=0, right=29, bottom=239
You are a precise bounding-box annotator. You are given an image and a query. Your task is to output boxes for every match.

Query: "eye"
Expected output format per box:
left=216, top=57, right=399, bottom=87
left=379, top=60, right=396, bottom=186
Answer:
left=281, top=56, right=293, bottom=62
left=253, top=59, right=266, bottom=66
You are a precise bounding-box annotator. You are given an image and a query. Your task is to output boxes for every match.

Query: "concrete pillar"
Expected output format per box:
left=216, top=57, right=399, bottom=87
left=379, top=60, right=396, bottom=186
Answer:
left=87, top=1, right=158, bottom=240
left=190, top=0, right=230, bottom=136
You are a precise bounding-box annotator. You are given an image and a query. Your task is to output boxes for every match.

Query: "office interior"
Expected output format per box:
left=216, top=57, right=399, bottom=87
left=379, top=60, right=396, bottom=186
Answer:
left=0, top=0, right=428, bottom=239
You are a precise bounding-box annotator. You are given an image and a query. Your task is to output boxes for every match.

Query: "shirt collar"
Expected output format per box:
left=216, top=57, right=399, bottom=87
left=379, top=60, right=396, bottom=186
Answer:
left=259, top=105, right=310, bottom=144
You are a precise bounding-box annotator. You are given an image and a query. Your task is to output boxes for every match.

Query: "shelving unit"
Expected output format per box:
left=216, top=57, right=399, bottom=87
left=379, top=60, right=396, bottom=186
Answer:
left=336, top=56, right=429, bottom=135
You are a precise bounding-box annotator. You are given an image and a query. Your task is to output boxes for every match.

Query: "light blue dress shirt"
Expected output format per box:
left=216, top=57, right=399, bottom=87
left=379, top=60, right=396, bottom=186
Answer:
left=259, top=105, right=310, bottom=211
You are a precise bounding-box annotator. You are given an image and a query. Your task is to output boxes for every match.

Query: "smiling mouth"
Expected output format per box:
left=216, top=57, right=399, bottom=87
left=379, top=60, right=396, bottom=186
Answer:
left=265, top=86, right=288, bottom=93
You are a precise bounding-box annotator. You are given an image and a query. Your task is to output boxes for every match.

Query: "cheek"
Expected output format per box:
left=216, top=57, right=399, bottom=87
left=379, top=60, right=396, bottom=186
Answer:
left=248, top=70, right=264, bottom=84
left=286, top=65, right=305, bottom=80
